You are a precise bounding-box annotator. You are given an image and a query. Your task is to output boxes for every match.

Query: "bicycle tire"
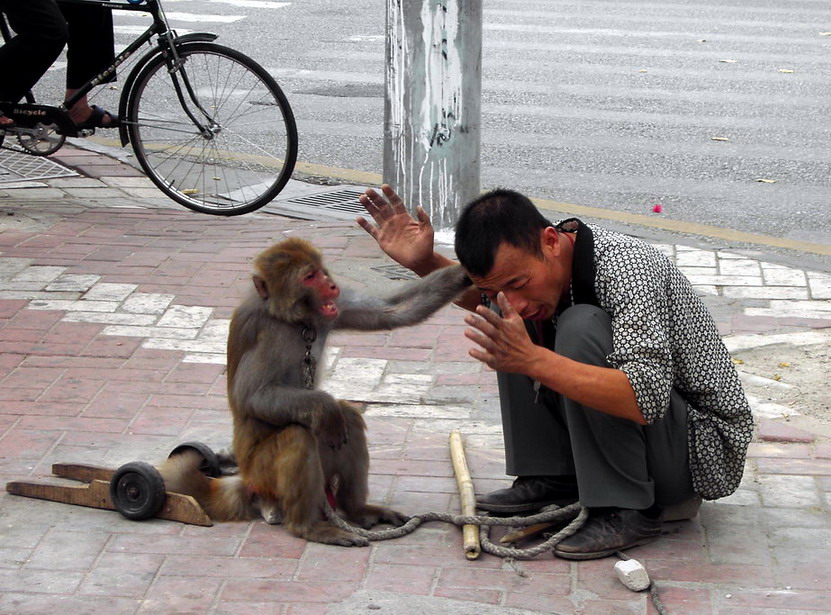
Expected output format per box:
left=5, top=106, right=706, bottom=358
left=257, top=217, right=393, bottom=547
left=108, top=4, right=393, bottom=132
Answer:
left=125, top=41, right=297, bottom=216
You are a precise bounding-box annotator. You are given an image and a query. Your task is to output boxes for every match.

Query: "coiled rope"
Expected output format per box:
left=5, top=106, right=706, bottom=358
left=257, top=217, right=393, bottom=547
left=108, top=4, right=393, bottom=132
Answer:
left=324, top=500, right=586, bottom=557
left=324, top=501, right=669, bottom=615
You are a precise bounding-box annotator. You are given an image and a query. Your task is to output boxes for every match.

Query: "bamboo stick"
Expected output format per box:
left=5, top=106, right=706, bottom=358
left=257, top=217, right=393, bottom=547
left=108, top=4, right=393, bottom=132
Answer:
left=449, top=430, right=480, bottom=560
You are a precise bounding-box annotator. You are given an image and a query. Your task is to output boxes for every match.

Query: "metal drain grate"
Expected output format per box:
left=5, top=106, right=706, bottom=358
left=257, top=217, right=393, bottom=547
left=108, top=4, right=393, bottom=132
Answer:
left=284, top=188, right=367, bottom=213
left=0, top=147, right=77, bottom=184
left=371, top=263, right=419, bottom=280
left=266, top=187, right=371, bottom=221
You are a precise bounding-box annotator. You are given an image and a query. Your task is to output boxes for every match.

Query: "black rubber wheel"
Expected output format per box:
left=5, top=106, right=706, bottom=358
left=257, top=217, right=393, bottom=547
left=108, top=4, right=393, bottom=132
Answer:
left=168, top=441, right=221, bottom=478
left=109, top=461, right=167, bottom=521
left=125, top=41, right=297, bottom=215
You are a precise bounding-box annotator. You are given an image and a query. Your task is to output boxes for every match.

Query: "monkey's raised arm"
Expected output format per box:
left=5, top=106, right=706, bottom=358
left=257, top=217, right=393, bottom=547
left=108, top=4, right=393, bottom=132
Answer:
left=335, top=264, right=471, bottom=331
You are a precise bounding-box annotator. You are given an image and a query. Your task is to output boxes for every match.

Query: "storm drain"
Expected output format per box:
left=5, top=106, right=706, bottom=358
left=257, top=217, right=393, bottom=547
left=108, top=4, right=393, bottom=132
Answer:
left=267, top=187, right=369, bottom=221
left=0, top=147, right=77, bottom=184
left=370, top=263, right=419, bottom=280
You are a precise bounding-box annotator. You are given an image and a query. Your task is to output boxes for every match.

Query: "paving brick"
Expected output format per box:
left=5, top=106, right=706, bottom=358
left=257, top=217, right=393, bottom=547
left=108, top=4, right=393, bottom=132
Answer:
left=0, top=429, right=61, bottom=458
left=433, top=585, right=503, bottom=605
left=109, top=532, right=242, bottom=556
left=78, top=551, right=164, bottom=597
left=0, top=594, right=139, bottom=615
left=0, top=299, right=28, bottom=318
left=757, top=420, right=816, bottom=443
left=439, top=564, right=571, bottom=595
left=373, top=543, right=500, bottom=568
left=222, top=579, right=358, bottom=603
left=646, top=560, right=776, bottom=587
left=0, top=567, right=84, bottom=594
left=139, top=575, right=224, bottom=613
left=747, top=442, right=812, bottom=458
left=756, top=458, right=831, bottom=476
left=721, top=588, right=831, bottom=611
left=28, top=530, right=106, bottom=573
left=363, top=561, right=438, bottom=595
left=238, top=524, right=308, bottom=559
left=215, top=601, right=284, bottom=615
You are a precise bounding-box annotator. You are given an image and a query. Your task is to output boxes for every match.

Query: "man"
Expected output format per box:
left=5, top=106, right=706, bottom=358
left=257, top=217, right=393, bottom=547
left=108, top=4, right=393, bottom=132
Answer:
left=0, top=0, right=118, bottom=129
left=357, top=185, right=753, bottom=560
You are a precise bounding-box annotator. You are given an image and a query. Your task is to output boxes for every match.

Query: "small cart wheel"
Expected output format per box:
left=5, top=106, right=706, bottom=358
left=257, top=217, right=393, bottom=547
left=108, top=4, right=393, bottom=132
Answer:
left=109, top=461, right=166, bottom=520
left=168, top=441, right=221, bottom=478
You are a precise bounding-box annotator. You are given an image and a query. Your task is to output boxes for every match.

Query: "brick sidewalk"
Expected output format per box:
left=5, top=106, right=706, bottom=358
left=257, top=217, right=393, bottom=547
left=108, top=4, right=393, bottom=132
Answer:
left=0, top=147, right=829, bottom=614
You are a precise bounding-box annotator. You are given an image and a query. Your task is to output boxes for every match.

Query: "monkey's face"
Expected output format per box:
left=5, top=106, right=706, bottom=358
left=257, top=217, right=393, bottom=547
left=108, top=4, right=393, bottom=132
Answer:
left=300, top=267, right=341, bottom=320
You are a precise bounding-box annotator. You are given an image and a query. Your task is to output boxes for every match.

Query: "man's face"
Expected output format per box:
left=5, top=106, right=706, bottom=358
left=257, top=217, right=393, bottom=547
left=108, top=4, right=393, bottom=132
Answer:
left=469, top=228, right=571, bottom=322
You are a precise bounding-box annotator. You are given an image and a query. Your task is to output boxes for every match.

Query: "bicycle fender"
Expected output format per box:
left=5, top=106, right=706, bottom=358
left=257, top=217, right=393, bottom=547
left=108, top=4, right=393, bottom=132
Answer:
left=117, top=33, right=219, bottom=146
left=171, top=32, right=219, bottom=44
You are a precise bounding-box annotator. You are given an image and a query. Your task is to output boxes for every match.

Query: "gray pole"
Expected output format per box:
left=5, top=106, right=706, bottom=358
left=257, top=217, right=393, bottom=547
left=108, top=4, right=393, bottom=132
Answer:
left=383, top=0, right=482, bottom=230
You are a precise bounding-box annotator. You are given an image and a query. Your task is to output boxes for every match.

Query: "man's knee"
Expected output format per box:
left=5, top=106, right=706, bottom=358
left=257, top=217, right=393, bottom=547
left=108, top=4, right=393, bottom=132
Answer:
left=555, top=304, right=613, bottom=365
left=41, top=18, right=68, bottom=52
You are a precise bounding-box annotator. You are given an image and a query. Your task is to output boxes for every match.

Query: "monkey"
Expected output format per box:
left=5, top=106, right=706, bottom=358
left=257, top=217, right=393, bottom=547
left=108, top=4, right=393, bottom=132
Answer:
left=159, top=237, right=471, bottom=546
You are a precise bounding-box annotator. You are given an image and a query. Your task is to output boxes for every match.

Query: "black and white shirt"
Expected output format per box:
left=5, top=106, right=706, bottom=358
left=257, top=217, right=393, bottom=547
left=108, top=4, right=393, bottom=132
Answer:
left=559, top=219, right=753, bottom=500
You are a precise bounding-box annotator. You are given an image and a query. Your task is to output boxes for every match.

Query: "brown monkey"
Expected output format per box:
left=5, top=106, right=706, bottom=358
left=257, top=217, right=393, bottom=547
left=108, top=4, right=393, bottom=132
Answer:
left=160, top=237, right=470, bottom=546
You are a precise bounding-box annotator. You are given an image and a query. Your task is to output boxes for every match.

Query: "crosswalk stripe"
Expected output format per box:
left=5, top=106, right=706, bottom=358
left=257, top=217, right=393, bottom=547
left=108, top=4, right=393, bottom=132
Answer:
left=164, top=0, right=290, bottom=8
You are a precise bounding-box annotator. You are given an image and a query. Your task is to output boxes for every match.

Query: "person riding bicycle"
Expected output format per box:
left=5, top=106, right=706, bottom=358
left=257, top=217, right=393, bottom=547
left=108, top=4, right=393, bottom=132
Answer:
left=0, top=0, right=119, bottom=130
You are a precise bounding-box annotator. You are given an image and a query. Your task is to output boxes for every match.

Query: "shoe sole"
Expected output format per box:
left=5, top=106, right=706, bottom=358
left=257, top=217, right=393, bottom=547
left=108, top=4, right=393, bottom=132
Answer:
left=552, top=535, right=659, bottom=561
left=476, top=498, right=577, bottom=515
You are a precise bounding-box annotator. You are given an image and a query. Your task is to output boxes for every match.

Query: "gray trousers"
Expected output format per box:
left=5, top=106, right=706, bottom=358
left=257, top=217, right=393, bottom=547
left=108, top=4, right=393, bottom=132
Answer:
left=497, top=304, right=695, bottom=509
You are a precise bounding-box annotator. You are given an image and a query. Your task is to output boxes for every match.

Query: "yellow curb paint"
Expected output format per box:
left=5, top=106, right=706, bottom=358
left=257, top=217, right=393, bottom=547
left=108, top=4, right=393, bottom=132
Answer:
left=77, top=148, right=831, bottom=257
left=530, top=196, right=831, bottom=257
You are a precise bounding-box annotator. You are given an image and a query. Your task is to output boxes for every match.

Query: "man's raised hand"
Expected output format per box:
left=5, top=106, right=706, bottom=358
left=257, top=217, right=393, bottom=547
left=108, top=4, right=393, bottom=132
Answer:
left=357, top=184, right=435, bottom=274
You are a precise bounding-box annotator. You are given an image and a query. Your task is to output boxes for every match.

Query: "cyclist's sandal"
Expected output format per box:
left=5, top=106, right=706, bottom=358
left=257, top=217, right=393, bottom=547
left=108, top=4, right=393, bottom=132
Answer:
left=0, top=112, right=13, bottom=128
left=74, top=105, right=120, bottom=129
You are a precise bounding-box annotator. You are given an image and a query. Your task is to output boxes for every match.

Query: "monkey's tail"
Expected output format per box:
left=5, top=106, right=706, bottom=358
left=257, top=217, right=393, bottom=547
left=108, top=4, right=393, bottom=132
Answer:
left=158, top=450, right=256, bottom=522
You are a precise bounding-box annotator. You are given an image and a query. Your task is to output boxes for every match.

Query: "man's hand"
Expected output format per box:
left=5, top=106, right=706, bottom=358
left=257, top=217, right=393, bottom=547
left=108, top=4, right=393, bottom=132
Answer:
left=357, top=184, right=435, bottom=274
left=464, top=292, right=541, bottom=374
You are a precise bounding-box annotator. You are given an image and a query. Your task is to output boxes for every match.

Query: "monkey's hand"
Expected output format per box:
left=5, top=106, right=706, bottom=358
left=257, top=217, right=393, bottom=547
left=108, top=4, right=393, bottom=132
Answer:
left=313, top=402, right=349, bottom=450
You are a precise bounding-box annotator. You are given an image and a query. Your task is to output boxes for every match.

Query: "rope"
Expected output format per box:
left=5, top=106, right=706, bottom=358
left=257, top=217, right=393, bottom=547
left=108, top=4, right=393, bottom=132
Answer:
left=323, top=501, right=669, bottom=614
left=323, top=500, right=584, bottom=557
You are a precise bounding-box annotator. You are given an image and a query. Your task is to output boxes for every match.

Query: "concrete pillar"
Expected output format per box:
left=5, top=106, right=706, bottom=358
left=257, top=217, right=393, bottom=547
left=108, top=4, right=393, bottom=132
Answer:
left=383, top=0, right=482, bottom=230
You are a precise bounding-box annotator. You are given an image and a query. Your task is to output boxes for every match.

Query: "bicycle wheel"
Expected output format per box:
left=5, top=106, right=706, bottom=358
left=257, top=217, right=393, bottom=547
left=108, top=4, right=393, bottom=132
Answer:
left=126, top=42, right=297, bottom=215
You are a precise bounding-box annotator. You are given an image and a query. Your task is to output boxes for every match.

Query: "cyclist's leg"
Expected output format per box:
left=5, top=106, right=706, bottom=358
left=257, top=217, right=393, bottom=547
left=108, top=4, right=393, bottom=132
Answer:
left=58, top=1, right=117, bottom=126
left=0, top=0, right=67, bottom=104
left=59, top=1, right=115, bottom=88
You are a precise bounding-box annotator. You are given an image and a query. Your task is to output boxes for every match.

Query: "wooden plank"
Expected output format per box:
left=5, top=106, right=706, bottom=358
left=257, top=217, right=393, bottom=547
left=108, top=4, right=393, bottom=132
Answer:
left=6, top=477, right=213, bottom=527
left=6, top=479, right=113, bottom=511
left=52, top=463, right=114, bottom=483
left=157, top=493, right=213, bottom=527
left=500, top=522, right=557, bottom=545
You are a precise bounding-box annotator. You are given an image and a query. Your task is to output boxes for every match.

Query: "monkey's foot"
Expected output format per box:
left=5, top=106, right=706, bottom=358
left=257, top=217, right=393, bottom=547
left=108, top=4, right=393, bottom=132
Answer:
left=351, top=504, right=409, bottom=529
left=258, top=502, right=283, bottom=525
left=297, top=522, right=369, bottom=547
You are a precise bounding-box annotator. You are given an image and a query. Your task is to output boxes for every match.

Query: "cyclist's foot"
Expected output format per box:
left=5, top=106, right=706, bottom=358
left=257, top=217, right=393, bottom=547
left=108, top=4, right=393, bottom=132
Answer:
left=0, top=113, right=13, bottom=128
left=70, top=105, right=120, bottom=129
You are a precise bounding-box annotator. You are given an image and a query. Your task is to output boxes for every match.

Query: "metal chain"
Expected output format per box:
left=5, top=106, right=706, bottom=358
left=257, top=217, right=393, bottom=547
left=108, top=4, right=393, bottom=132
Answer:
left=301, top=326, right=316, bottom=389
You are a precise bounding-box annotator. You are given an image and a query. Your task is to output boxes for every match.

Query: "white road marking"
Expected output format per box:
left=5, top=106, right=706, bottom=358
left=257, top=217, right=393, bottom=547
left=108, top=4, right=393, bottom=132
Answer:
left=164, top=0, right=290, bottom=8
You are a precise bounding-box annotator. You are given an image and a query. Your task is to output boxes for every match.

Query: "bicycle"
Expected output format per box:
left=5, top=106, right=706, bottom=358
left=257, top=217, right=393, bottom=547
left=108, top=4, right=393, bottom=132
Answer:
left=0, top=0, right=298, bottom=216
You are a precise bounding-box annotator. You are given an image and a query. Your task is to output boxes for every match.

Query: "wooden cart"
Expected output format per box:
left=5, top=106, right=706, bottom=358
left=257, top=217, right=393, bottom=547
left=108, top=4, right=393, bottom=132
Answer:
left=5, top=443, right=220, bottom=527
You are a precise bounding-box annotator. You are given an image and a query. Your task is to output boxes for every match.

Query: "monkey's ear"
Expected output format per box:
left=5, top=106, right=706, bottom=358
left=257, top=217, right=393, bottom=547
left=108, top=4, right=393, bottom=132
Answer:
left=253, top=275, right=269, bottom=300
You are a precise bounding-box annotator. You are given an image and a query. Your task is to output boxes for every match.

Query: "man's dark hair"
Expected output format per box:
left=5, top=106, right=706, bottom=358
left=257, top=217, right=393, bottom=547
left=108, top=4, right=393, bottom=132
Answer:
left=454, top=189, right=552, bottom=277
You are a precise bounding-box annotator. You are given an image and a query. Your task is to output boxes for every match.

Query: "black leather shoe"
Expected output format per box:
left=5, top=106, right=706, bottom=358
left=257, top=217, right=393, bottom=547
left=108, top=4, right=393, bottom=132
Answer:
left=476, top=475, right=579, bottom=514
left=553, top=508, right=661, bottom=560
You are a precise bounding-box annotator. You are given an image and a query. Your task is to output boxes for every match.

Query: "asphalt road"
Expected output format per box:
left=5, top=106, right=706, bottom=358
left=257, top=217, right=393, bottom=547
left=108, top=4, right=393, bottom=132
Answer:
left=29, top=0, right=831, bottom=269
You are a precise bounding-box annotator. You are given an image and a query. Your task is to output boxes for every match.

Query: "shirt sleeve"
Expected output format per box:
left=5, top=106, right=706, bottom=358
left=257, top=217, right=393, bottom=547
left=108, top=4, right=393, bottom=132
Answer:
left=595, top=243, right=676, bottom=424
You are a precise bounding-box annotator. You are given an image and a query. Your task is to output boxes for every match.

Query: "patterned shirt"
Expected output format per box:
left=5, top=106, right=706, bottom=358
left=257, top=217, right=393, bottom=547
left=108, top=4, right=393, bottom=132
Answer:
left=558, top=219, right=753, bottom=500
